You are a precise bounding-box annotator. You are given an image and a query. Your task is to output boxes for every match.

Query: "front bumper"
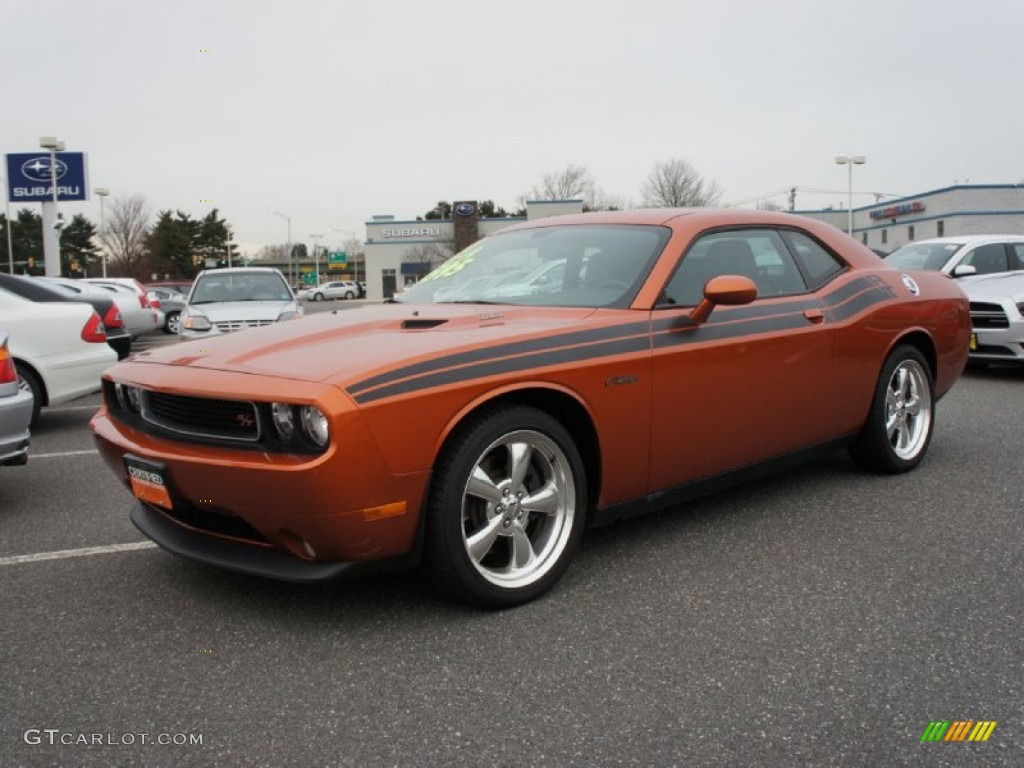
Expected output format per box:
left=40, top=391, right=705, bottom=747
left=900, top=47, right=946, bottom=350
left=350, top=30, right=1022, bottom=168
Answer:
left=970, top=321, right=1024, bottom=364
left=131, top=501, right=414, bottom=582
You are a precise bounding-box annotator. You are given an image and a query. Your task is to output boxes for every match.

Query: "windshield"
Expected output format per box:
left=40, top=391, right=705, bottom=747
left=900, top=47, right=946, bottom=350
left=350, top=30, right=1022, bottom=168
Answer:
left=884, top=242, right=963, bottom=271
left=190, top=272, right=293, bottom=304
left=398, top=225, right=670, bottom=308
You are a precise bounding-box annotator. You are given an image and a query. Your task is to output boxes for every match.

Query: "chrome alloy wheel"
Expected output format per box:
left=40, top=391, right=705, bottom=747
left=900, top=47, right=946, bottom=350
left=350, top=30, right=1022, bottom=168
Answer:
left=460, top=429, right=576, bottom=589
left=885, top=359, right=932, bottom=460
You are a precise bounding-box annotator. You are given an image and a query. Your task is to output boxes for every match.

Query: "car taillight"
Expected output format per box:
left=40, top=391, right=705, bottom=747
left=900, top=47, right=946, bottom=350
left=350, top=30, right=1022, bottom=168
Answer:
left=81, top=311, right=108, bottom=343
left=0, top=342, right=16, bottom=384
left=149, top=298, right=161, bottom=310
left=139, top=294, right=150, bottom=309
left=103, top=305, right=124, bottom=329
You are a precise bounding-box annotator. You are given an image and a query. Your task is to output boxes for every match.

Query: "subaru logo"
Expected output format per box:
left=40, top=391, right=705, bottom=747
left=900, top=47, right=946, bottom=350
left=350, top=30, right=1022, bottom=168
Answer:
left=454, top=203, right=476, bottom=217
left=21, top=156, right=67, bottom=183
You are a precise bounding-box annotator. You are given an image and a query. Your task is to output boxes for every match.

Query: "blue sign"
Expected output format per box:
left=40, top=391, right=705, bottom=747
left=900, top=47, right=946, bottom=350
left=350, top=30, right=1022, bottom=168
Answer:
left=5, top=152, right=89, bottom=202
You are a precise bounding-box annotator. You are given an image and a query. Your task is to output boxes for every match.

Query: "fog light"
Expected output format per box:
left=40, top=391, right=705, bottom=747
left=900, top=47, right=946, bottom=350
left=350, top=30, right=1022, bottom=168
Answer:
left=271, top=402, right=295, bottom=441
left=300, top=405, right=329, bottom=448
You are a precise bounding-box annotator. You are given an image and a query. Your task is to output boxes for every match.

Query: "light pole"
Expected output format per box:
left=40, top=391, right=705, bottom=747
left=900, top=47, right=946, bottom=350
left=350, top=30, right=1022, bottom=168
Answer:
left=310, top=233, right=323, bottom=286
left=327, top=227, right=360, bottom=282
left=835, top=155, right=866, bottom=237
left=273, top=211, right=292, bottom=285
left=39, top=135, right=66, bottom=276
left=94, top=187, right=109, bottom=277
left=2, top=174, right=13, bottom=274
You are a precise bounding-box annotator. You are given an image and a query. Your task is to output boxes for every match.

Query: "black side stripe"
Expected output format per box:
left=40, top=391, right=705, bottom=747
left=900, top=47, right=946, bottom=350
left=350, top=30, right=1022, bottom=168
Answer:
left=348, top=320, right=650, bottom=396
left=353, top=336, right=651, bottom=404
left=826, top=285, right=897, bottom=322
left=653, top=312, right=811, bottom=349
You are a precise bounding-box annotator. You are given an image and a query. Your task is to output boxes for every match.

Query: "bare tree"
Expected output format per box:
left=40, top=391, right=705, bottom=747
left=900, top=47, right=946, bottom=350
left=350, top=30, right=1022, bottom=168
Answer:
left=403, top=241, right=453, bottom=267
left=99, top=195, right=151, bottom=276
left=641, top=158, right=723, bottom=208
left=528, top=164, right=596, bottom=202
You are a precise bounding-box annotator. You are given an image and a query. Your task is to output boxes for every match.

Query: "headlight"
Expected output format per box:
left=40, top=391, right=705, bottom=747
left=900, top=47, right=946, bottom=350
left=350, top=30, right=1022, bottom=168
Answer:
left=124, top=385, right=141, bottom=413
left=182, top=310, right=211, bottom=331
left=277, top=309, right=303, bottom=322
left=114, top=382, right=127, bottom=409
left=300, top=405, right=329, bottom=448
left=271, top=402, right=295, bottom=441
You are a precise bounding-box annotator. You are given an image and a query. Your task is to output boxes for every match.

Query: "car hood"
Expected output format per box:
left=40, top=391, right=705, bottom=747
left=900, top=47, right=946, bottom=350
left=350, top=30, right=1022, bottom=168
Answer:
left=129, top=303, right=607, bottom=391
left=960, top=271, right=1024, bottom=302
left=188, top=300, right=296, bottom=321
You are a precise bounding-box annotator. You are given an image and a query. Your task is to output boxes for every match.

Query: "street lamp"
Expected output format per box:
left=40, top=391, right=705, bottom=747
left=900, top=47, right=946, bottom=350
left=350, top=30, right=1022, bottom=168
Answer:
left=39, top=135, right=65, bottom=276
left=327, top=226, right=360, bottom=283
left=835, top=155, right=866, bottom=237
left=94, top=187, right=109, bottom=277
left=273, top=211, right=292, bottom=284
left=310, top=233, right=323, bottom=286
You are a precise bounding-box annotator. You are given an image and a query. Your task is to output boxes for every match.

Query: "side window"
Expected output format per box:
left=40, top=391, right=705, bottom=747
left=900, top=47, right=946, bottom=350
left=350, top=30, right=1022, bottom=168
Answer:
left=780, top=230, right=846, bottom=289
left=962, top=243, right=1008, bottom=274
left=1009, top=243, right=1024, bottom=270
left=661, top=229, right=806, bottom=306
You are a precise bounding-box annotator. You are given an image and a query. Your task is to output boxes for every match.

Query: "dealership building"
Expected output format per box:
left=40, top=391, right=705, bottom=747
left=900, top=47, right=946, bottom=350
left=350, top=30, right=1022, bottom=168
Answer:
left=353, top=184, right=1024, bottom=299
left=797, top=184, right=1024, bottom=253
left=362, top=200, right=582, bottom=300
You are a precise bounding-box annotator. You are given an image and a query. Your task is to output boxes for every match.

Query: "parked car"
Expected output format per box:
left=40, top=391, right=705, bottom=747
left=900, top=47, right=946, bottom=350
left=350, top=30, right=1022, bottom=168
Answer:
left=48, top=277, right=161, bottom=338
left=961, top=271, right=1024, bottom=365
left=304, top=281, right=360, bottom=301
left=884, top=235, right=1024, bottom=278
left=0, top=287, right=116, bottom=425
left=178, top=267, right=302, bottom=339
left=147, top=287, right=187, bottom=334
left=0, top=273, right=131, bottom=360
left=91, top=209, right=969, bottom=607
left=0, top=330, right=33, bottom=466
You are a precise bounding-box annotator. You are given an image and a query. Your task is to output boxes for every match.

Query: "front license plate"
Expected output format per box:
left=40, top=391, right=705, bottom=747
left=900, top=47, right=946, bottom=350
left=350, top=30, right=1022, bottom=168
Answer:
left=124, top=455, right=173, bottom=510
left=969, top=332, right=978, bottom=352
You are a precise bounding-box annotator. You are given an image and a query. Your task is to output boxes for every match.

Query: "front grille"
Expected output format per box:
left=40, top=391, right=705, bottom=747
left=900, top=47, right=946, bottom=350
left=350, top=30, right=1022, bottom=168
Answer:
left=214, top=319, right=275, bottom=333
left=969, top=302, right=1009, bottom=328
left=141, top=391, right=260, bottom=442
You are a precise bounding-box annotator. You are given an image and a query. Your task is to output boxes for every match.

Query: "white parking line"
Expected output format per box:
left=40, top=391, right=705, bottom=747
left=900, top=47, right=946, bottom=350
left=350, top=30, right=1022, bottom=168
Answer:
left=30, top=450, right=100, bottom=459
left=0, top=541, right=158, bottom=567
left=48, top=405, right=100, bottom=412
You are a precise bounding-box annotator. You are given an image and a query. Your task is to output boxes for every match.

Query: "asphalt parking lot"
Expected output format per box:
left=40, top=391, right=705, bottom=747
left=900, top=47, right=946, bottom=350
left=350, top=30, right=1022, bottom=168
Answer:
left=1, top=312, right=1021, bottom=766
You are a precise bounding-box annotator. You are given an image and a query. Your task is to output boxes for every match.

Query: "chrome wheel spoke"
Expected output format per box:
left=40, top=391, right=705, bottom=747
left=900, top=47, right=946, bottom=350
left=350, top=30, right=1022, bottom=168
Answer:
left=507, top=441, right=533, bottom=491
left=467, top=466, right=503, bottom=505
left=466, top=516, right=505, bottom=563
left=521, top=481, right=560, bottom=516
left=509, top=522, right=536, bottom=571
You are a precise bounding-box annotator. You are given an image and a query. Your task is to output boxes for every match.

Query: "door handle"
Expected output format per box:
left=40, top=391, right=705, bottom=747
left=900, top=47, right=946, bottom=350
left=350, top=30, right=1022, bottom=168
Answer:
left=803, top=308, right=825, bottom=324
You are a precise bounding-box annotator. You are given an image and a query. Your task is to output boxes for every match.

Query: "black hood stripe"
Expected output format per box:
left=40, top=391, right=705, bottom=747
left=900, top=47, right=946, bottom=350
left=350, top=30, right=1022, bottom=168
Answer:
left=348, top=274, right=896, bottom=403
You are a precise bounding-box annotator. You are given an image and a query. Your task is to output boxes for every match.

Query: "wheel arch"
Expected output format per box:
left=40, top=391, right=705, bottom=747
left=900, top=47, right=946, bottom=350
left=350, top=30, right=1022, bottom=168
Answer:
left=431, top=385, right=602, bottom=518
left=889, top=330, right=937, bottom=381
left=13, top=357, right=49, bottom=406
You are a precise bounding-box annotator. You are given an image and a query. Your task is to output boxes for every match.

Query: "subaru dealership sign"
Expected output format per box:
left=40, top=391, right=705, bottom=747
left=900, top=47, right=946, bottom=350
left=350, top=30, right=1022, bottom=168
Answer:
left=5, top=152, right=89, bottom=201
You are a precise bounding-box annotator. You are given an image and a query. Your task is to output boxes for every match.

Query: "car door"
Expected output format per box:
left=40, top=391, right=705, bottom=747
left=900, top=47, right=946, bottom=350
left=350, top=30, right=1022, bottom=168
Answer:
left=648, top=227, right=842, bottom=492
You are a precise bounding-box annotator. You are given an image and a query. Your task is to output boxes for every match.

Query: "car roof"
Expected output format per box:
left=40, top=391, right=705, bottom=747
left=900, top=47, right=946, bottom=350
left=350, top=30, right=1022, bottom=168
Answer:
left=902, top=235, right=1024, bottom=246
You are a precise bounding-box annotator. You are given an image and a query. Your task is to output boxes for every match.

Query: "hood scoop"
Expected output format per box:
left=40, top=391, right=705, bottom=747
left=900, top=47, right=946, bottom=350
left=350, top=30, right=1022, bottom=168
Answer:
left=401, top=318, right=448, bottom=330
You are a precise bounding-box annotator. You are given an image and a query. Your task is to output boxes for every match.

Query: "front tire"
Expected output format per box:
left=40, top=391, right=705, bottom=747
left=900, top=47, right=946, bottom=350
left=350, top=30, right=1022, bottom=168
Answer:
left=164, top=311, right=181, bottom=335
left=313, top=293, right=324, bottom=302
left=849, top=345, right=934, bottom=473
left=426, top=406, right=587, bottom=607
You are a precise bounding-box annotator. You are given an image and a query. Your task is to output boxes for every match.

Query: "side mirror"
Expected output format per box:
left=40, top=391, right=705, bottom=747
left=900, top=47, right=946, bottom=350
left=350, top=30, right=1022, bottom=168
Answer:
left=952, top=263, right=977, bottom=278
left=689, top=275, right=758, bottom=324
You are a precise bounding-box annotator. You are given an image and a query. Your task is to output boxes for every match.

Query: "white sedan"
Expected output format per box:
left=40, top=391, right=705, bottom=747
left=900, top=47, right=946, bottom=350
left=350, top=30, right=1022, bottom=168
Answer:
left=303, top=281, right=360, bottom=301
left=0, top=288, right=117, bottom=425
left=179, top=267, right=302, bottom=340
left=0, top=330, right=33, bottom=466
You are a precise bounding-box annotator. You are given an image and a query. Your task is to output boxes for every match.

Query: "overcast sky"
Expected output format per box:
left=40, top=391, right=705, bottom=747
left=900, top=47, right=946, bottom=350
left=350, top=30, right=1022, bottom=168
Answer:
left=3, top=0, right=1022, bottom=254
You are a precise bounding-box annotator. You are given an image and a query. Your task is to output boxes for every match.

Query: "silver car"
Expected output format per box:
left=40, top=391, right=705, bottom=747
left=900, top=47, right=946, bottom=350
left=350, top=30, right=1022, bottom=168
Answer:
left=885, top=235, right=1024, bottom=278
left=964, top=271, right=1024, bottom=365
left=0, top=330, right=33, bottom=467
left=179, top=267, right=302, bottom=339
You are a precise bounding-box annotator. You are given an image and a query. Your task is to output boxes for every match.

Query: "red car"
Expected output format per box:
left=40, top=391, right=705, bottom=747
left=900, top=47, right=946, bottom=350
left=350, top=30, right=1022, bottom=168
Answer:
left=91, top=209, right=970, bottom=606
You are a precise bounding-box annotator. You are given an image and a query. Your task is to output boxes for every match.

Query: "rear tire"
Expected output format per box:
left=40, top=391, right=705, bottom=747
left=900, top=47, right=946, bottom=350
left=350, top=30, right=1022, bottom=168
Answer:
left=313, top=293, right=324, bottom=302
left=426, top=406, right=587, bottom=607
left=16, top=363, right=43, bottom=427
left=849, top=345, right=934, bottom=474
left=344, top=291, right=355, bottom=299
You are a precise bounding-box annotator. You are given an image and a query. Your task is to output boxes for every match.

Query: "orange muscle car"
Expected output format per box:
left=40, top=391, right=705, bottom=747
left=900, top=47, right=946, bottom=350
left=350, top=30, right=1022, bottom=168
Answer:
left=91, top=209, right=970, bottom=606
